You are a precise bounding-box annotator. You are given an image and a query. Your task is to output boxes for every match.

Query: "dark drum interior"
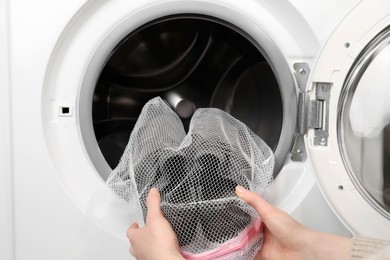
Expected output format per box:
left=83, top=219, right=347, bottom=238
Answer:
left=92, top=16, right=283, bottom=169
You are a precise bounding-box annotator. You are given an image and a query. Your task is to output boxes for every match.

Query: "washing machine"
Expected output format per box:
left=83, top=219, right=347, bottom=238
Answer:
left=1, top=0, right=389, bottom=259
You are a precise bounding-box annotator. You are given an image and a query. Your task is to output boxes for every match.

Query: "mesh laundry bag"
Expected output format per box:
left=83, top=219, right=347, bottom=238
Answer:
left=106, top=97, right=274, bottom=259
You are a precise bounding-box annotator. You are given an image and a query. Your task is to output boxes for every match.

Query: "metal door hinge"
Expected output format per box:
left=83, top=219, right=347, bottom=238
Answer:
left=310, top=82, right=331, bottom=146
left=291, top=63, right=331, bottom=161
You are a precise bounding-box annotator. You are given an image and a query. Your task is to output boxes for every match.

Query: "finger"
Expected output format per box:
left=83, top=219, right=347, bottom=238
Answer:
left=146, top=187, right=163, bottom=224
left=126, top=223, right=139, bottom=238
left=235, top=185, right=275, bottom=220
left=129, top=247, right=136, bottom=257
left=129, top=223, right=139, bottom=229
left=236, top=185, right=310, bottom=246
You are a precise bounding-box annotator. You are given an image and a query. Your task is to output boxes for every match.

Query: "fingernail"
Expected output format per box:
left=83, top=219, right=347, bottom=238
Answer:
left=235, top=185, right=247, bottom=194
left=149, top=187, right=158, bottom=195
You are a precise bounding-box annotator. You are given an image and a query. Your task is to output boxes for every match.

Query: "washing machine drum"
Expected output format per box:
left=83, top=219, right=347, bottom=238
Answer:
left=106, top=97, right=274, bottom=258
left=92, top=17, right=283, bottom=172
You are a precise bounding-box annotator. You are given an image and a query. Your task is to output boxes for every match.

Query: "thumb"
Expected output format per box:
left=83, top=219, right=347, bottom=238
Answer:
left=235, top=185, right=308, bottom=241
left=146, top=187, right=163, bottom=224
left=235, top=185, right=276, bottom=221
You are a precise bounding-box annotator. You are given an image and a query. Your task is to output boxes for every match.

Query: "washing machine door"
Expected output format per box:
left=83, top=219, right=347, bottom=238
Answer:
left=305, top=0, right=390, bottom=238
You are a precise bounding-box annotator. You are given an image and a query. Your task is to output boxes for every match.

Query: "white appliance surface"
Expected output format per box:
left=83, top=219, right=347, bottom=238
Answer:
left=3, top=0, right=390, bottom=260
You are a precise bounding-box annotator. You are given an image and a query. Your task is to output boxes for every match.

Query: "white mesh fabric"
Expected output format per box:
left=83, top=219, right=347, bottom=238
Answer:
left=106, top=97, right=274, bottom=257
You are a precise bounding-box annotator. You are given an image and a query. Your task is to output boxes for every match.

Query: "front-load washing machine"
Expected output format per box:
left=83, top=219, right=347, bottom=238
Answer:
left=2, top=0, right=389, bottom=259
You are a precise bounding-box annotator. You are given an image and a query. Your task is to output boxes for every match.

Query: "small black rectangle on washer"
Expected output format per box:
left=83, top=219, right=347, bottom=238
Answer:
left=62, top=107, right=70, bottom=114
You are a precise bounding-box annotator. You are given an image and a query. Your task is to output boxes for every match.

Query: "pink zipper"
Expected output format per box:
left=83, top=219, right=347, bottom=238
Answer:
left=181, top=221, right=262, bottom=260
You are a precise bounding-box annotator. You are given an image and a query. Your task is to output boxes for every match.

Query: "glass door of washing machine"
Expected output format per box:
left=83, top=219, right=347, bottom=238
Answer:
left=305, top=0, right=390, bottom=238
left=338, top=27, right=390, bottom=216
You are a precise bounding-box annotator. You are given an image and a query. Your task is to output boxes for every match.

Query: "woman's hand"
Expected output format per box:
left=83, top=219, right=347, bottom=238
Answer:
left=235, top=185, right=351, bottom=260
left=126, top=188, right=184, bottom=260
left=126, top=185, right=352, bottom=260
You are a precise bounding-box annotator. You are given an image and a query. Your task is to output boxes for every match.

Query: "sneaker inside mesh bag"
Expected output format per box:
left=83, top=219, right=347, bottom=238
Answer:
left=106, top=97, right=274, bottom=259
